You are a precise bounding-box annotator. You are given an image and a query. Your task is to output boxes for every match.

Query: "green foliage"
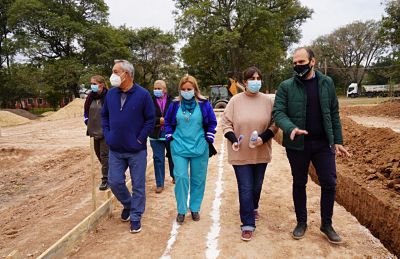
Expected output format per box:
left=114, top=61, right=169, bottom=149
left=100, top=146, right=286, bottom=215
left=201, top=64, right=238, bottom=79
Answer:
left=81, top=25, right=132, bottom=77
left=312, top=20, right=386, bottom=93
left=123, top=27, right=178, bottom=88
left=174, top=0, right=312, bottom=90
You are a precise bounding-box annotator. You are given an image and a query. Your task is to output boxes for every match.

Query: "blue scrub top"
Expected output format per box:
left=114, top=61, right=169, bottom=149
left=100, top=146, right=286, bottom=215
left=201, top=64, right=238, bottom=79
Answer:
left=171, top=104, right=207, bottom=157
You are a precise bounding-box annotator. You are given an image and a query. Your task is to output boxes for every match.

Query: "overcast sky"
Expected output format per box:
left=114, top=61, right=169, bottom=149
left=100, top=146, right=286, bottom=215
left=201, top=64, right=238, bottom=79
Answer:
left=104, top=0, right=387, bottom=49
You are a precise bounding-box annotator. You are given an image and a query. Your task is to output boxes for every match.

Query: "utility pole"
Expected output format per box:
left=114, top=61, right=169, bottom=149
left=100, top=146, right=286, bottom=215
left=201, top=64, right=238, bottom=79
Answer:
left=324, top=58, right=327, bottom=75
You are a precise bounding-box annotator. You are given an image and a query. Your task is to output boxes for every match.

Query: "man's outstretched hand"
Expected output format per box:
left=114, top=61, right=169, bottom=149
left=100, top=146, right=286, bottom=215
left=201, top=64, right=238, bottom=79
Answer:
left=290, top=128, right=308, bottom=140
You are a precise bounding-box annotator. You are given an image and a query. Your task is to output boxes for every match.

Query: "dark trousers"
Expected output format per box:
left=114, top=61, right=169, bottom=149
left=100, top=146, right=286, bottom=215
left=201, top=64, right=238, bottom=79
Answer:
left=286, top=139, right=337, bottom=226
left=233, top=163, right=267, bottom=231
left=94, top=138, right=109, bottom=181
left=150, top=139, right=174, bottom=187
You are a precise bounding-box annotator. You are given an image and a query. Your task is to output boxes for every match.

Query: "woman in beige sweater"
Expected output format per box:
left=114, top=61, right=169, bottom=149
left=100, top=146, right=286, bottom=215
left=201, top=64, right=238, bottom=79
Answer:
left=222, top=67, right=278, bottom=241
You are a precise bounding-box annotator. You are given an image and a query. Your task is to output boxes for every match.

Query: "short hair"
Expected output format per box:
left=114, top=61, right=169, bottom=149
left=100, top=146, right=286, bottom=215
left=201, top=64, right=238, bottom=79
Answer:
left=114, top=59, right=134, bottom=79
left=154, top=80, right=167, bottom=90
left=91, top=75, right=108, bottom=89
left=294, top=47, right=315, bottom=60
left=243, top=66, right=263, bottom=81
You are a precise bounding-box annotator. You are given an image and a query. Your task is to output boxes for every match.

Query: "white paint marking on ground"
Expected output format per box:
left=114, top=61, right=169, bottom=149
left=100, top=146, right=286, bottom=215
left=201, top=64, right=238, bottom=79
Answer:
left=205, top=138, right=226, bottom=259
left=160, top=221, right=181, bottom=259
left=160, top=114, right=223, bottom=259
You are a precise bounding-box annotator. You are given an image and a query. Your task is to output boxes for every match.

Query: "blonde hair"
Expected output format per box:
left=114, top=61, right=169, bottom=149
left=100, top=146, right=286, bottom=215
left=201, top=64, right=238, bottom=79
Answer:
left=154, top=80, right=167, bottom=91
left=91, top=75, right=109, bottom=89
left=177, top=75, right=206, bottom=101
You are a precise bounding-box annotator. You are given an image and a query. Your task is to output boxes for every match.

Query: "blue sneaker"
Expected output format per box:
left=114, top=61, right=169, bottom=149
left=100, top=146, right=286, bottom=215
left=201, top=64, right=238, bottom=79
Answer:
left=130, top=221, right=142, bottom=233
left=120, top=208, right=130, bottom=222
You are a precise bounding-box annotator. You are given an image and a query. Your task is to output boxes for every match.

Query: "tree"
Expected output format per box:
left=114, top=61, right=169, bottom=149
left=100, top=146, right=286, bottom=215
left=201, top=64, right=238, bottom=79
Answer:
left=7, top=0, right=108, bottom=60
left=380, top=0, right=400, bottom=83
left=81, top=25, right=132, bottom=78
left=174, top=0, right=312, bottom=90
left=0, top=0, right=16, bottom=70
left=312, top=20, right=386, bottom=91
left=124, top=27, right=178, bottom=88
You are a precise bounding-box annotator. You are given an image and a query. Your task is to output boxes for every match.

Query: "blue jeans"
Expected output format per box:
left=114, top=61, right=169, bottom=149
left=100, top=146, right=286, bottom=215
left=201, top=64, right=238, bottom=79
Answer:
left=108, top=149, right=147, bottom=222
left=286, top=139, right=337, bottom=226
left=233, top=163, right=268, bottom=231
left=150, top=139, right=174, bottom=187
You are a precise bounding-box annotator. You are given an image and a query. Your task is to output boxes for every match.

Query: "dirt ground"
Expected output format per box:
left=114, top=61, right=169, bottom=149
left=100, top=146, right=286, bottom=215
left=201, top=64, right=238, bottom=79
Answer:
left=0, top=100, right=399, bottom=258
left=68, top=120, right=393, bottom=258
left=0, top=118, right=103, bottom=257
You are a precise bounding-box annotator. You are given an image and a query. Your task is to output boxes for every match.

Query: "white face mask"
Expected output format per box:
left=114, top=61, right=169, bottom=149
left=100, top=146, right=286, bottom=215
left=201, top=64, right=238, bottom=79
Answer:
left=110, top=73, right=122, bottom=87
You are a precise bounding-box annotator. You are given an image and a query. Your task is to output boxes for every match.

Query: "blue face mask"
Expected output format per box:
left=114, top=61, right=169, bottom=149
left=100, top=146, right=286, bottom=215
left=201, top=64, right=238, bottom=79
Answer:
left=153, top=89, right=163, bottom=98
left=247, top=80, right=262, bottom=93
left=181, top=90, right=195, bottom=100
left=91, top=84, right=99, bottom=93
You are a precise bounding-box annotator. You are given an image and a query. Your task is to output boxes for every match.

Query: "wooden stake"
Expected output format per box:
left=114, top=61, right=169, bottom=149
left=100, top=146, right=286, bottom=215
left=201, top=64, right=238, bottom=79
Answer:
left=6, top=250, right=20, bottom=259
left=90, top=137, right=97, bottom=211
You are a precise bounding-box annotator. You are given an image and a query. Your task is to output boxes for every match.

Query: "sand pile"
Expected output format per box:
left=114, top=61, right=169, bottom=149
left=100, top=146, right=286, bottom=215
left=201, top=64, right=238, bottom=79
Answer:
left=3, top=109, right=38, bottom=120
left=341, top=99, right=400, bottom=118
left=0, top=111, right=31, bottom=127
left=41, top=98, right=84, bottom=121
left=340, top=116, right=400, bottom=193
left=41, top=111, right=55, bottom=116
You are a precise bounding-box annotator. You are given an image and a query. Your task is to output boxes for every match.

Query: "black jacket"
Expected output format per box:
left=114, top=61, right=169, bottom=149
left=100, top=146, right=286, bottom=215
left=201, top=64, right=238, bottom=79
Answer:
left=149, top=94, right=173, bottom=139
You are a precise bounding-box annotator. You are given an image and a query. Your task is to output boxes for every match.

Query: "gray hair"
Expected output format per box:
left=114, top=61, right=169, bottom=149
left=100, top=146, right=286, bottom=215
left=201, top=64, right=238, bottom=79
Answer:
left=114, top=59, right=134, bottom=79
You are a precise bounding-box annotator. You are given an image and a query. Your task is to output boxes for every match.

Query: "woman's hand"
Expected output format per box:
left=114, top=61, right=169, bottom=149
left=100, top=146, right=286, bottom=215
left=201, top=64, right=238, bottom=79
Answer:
left=254, top=137, right=263, bottom=147
left=232, top=142, right=239, bottom=151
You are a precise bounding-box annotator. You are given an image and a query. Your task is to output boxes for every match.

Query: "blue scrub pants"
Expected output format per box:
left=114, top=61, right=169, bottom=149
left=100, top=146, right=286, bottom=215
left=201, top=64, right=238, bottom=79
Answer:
left=172, top=150, right=209, bottom=214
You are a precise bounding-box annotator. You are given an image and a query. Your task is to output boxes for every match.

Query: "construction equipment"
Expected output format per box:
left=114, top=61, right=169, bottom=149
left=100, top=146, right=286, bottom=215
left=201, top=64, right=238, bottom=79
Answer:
left=209, top=78, right=245, bottom=109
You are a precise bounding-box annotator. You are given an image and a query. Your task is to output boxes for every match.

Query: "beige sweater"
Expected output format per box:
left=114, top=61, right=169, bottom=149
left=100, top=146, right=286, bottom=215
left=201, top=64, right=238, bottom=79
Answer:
left=222, top=92, right=278, bottom=165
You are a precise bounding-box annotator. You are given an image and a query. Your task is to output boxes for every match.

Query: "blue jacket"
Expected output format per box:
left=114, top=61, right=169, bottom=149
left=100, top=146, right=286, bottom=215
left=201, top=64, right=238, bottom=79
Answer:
left=164, top=99, right=217, bottom=143
left=101, top=83, right=155, bottom=153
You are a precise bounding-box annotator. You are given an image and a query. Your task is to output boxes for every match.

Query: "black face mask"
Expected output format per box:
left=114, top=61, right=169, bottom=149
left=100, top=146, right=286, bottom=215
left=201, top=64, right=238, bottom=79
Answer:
left=294, top=63, right=312, bottom=79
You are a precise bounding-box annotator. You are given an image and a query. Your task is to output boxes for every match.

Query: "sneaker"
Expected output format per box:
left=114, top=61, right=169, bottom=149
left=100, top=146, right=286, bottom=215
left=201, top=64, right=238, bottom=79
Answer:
left=130, top=221, right=142, bottom=233
left=176, top=214, right=185, bottom=224
left=320, top=225, right=343, bottom=244
left=254, top=210, right=260, bottom=221
left=191, top=212, right=200, bottom=221
left=155, top=186, right=164, bottom=193
left=292, top=222, right=307, bottom=239
left=99, top=180, right=108, bottom=191
left=241, top=230, right=253, bottom=241
left=120, top=208, right=130, bottom=222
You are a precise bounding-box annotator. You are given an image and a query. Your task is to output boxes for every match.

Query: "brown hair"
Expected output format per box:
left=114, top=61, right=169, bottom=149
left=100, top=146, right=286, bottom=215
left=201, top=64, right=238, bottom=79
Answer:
left=91, top=75, right=108, bottom=89
left=177, top=75, right=206, bottom=101
left=243, top=67, right=263, bottom=82
left=294, top=47, right=315, bottom=61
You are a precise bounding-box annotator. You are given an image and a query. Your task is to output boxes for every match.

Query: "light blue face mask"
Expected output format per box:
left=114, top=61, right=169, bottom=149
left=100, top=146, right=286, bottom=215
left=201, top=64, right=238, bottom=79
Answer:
left=153, top=89, right=163, bottom=98
left=247, top=80, right=262, bottom=93
left=181, top=90, right=195, bottom=100
left=91, top=84, right=99, bottom=93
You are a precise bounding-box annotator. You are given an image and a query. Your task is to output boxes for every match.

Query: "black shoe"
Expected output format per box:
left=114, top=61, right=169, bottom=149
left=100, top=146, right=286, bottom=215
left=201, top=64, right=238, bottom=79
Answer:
left=120, top=208, right=130, bottom=222
left=292, top=222, right=307, bottom=239
left=320, top=225, right=343, bottom=244
left=176, top=214, right=185, bottom=224
left=99, top=180, right=108, bottom=191
left=191, top=212, right=200, bottom=221
left=130, top=221, right=142, bottom=233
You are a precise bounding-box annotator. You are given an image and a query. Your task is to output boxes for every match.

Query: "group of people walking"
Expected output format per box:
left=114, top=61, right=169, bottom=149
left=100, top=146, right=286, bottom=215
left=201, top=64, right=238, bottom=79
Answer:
left=83, top=47, right=350, bottom=243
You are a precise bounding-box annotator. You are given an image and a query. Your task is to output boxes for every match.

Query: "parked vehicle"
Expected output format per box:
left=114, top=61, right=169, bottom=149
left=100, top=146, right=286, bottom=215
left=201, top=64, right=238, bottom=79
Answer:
left=346, top=83, right=400, bottom=98
left=209, top=78, right=246, bottom=109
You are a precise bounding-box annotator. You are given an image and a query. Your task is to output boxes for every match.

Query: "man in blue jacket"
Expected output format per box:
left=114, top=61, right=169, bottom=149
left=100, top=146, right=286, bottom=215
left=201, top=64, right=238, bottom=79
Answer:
left=102, top=59, right=155, bottom=233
